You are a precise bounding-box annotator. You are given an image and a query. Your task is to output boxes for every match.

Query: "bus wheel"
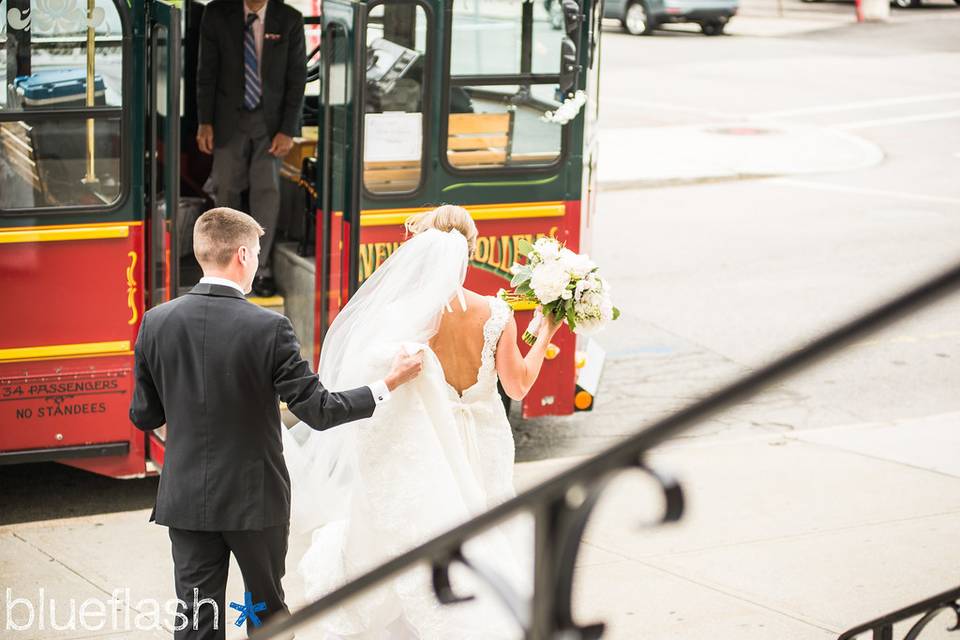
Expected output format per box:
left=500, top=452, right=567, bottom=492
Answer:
left=701, top=20, right=726, bottom=35
left=623, top=1, right=653, bottom=35
left=893, top=0, right=920, bottom=8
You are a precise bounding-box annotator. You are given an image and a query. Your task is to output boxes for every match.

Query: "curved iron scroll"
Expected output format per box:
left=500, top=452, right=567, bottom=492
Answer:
left=428, top=461, right=684, bottom=639
left=838, top=586, right=960, bottom=640
left=550, top=460, right=684, bottom=637
left=432, top=548, right=533, bottom=630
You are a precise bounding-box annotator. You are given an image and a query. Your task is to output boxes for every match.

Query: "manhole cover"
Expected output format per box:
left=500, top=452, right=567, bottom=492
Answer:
left=708, top=127, right=779, bottom=136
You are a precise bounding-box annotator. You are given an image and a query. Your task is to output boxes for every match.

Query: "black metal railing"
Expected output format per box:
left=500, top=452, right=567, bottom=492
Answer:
left=837, top=585, right=960, bottom=640
left=252, top=257, right=960, bottom=640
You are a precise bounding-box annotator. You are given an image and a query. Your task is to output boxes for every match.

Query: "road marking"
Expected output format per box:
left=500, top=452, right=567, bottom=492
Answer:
left=835, top=110, right=960, bottom=130
left=773, top=178, right=960, bottom=206
left=754, top=93, right=960, bottom=119
left=602, top=97, right=738, bottom=120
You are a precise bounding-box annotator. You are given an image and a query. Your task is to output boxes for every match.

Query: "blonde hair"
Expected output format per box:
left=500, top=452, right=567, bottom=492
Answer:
left=193, top=207, right=265, bottom=268
left=404, top=205, right=478, bottom=257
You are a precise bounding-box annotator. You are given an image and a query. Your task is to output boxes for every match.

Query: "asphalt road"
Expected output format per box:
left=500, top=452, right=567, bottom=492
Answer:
left=514, top=7, right=960, bottom=458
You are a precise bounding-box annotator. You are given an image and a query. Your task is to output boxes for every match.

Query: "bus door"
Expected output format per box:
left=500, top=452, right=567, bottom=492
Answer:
left=316, top=1, right=366, bottom=356
left=144, top=0, right=182, bottom=468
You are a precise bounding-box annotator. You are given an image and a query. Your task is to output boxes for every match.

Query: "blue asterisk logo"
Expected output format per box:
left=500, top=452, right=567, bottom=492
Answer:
left=229, top=591, right=268, bottom=628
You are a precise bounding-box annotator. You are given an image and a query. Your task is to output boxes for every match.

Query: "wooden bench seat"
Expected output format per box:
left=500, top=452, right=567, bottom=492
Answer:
left=364, top=158, right=421, bottom=192
left=447, top=112, right=513, bottom=169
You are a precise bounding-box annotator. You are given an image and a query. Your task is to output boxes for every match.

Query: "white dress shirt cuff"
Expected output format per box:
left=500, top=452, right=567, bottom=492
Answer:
left=369, top=380, right=391, bottom=405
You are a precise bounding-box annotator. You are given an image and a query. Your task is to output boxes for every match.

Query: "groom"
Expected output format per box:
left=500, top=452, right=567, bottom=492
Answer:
left=129, top=207, right=423, bottom=639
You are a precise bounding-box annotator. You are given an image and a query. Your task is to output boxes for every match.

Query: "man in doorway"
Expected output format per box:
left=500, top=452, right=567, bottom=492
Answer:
left=196, top=0, right=307, bottom=297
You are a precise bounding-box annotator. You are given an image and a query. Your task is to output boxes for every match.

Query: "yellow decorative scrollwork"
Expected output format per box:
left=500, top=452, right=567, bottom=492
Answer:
left=126, top=250, right=139, bottom=325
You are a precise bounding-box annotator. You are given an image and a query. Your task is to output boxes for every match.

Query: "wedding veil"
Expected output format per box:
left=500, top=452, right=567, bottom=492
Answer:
left=282, top=228, right=470, bottom=535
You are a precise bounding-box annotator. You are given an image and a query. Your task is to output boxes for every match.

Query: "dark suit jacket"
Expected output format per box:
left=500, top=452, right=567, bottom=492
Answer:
left=129, top=283, right=376, bottom=531
left=197, top=0, right=307, bottom=145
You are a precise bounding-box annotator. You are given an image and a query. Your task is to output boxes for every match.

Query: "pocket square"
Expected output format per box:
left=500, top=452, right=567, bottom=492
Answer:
left=265, top=32, right=282, bottom=40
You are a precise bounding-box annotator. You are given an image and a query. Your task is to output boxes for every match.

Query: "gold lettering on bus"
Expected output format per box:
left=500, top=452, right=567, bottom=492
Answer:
left=358, top=227, right=558, bottom=283
left=359, top=241, right=401, bottom=282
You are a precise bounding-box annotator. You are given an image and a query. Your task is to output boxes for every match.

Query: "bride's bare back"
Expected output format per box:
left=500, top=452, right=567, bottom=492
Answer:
left=429, top=289, right=491, bottom=395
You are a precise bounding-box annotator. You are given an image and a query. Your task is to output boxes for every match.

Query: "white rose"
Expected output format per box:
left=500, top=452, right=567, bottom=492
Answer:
left=533, top=237, right=560, bottom=261
left=529, top=259, right=569, bottom=304
left=576, top=316, right=605, bottom=335
left=599, top=295, right=615, bottom=322
left=574, top=278, right=593, bottom=300
left=567, top=253, right=596, bottom=279
left=580, top=290, right=604, bottom=309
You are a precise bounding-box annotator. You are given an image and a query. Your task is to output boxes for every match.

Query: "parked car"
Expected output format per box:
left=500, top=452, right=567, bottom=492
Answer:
left=602, top=0, right=738, bottom=35
left=801, top=0, right=959, bottom=7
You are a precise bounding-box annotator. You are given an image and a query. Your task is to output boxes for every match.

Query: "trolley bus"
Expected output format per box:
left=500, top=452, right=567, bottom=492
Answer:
left=0, top=0, right=604, bottom=478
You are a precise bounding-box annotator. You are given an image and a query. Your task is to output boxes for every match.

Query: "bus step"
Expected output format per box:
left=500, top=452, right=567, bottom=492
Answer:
left=248, top=295, right=285, bottom=314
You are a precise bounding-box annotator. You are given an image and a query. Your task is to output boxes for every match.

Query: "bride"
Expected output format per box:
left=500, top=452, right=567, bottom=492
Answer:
left=282, top=205, right=563, bottom=639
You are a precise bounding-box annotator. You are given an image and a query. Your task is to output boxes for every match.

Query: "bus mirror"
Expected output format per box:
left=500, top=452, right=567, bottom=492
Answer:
left=559, top=36, right=579, bottom=97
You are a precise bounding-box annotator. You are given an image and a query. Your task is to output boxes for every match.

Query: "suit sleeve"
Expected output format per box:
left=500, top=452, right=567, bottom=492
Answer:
left=279, top=11, right=307, bottom=137
left=272, top=316, right=376, bottom=430
left=129, top=316, right=166, bottom=431
left=196, top=4, right=219, bottom=126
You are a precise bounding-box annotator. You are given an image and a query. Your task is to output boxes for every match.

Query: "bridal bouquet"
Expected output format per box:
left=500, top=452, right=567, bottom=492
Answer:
left=500, top=237, right=619, bottom=345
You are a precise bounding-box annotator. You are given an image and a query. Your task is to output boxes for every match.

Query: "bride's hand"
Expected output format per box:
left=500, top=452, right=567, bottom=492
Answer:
left=537, top=309, right=564, bottom=340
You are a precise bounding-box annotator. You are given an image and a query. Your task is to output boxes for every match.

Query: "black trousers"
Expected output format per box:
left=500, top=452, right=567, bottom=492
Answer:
left=168, top=524, right=291, bottom=640
left=210, top=108, right=281, bottom=274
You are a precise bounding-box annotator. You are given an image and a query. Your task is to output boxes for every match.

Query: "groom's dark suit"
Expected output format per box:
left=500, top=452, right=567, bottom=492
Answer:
left=130, top=282, right=376, bottom=639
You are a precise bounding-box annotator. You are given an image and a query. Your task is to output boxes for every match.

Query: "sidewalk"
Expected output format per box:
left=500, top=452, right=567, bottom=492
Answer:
left=2, top=413, right=958, bottom=639
left=597, top=124, right=883, bottom=189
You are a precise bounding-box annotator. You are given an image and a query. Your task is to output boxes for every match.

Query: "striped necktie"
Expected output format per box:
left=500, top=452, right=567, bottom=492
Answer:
left=243, top=12, right=262, bottom=110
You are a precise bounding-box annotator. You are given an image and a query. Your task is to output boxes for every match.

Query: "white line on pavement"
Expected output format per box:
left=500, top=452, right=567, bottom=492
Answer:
left=772, top=178, right=960, bottom=206
left=601, top=97, right=738, bottom=120
left=835, top=110, right=960, bottom=130
left=753, top=93, right=960, bottom=119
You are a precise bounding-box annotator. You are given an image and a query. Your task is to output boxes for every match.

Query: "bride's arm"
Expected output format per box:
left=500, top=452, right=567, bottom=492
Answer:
left=495, top=312, right=563, bottom=400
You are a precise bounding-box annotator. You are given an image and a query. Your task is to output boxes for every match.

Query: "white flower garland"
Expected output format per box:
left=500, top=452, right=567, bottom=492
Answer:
left=541, top=90, right=587, bottom=125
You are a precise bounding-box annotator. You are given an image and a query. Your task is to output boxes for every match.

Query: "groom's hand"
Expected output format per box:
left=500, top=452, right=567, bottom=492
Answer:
left=384, top=351, right=424, bottom=391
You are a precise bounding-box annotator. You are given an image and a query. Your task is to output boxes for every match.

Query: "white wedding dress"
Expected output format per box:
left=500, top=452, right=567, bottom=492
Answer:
left=281, top=229, right=530, bottom=639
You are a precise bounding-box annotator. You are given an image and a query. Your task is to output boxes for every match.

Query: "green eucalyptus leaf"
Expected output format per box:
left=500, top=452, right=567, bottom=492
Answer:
left=517, top=238, right=535, bottom=257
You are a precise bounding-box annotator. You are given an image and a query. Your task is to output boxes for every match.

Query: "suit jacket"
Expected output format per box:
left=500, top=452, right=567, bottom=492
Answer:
left=129, top=283, right=376, bottom=531
left=197, top=0, right=307, bottom=145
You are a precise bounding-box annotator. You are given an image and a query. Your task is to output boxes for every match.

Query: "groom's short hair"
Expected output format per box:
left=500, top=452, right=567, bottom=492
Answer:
left=193, top=207, right=265, bottom=268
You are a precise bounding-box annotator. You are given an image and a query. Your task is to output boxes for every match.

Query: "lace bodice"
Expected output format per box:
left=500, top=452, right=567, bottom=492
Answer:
left=458, top=295, right=513, bottom=401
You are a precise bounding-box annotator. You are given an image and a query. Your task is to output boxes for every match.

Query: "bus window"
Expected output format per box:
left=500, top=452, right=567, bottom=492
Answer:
left=447, top=84, right=561, bottom=170
left=0, top=0, right=125, bottom=211
left=446, top=0, right=563, bottom=172
left=363, top=2, right=430, bottom=196
left=449, top=0, right=561, bottom=76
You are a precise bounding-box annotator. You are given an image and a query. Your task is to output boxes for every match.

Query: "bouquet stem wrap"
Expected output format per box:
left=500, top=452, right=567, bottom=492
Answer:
left=522, top=310, right=542, bottom=346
